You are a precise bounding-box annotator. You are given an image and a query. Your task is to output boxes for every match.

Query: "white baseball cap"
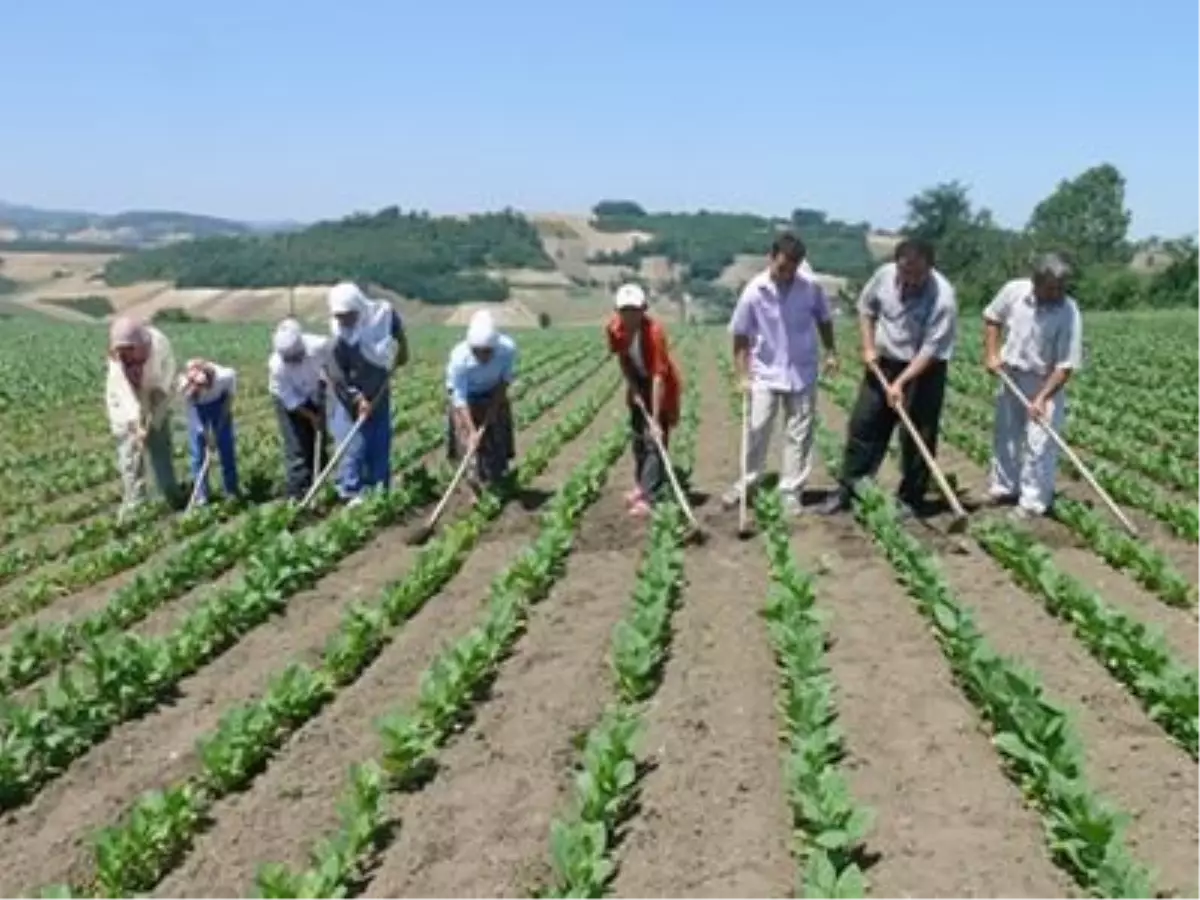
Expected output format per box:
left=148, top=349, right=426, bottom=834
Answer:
left=614, top=283, right=647, bottom=310
left=466, top=309, right=498, bottom=348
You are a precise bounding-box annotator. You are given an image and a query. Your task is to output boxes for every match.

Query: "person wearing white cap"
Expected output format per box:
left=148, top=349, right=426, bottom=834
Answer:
left=177, top=357, right=240, bottom=505
left=324, top=281, right=408, bottom=503
left=445, top=309, right=518, bottom=497
left=106, top=314, right=183, bottom=517
left=268, top=318, right=333, bottom=499
left=605, top=283, right=682, bottom=517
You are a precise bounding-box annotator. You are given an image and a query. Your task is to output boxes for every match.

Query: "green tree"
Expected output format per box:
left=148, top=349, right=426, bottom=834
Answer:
left=1026, top=163, right=1131, bottom=266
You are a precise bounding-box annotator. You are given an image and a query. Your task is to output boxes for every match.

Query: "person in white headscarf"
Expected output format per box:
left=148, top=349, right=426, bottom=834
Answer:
left=445, top=309, right=518, bottom=497
left=324, top=282, right=408, bottom=504
left=267, top=318, right=332, bottom=499
left=105, top=314, right=182, bottom=516
left=177, top=357, right=240, bottom=505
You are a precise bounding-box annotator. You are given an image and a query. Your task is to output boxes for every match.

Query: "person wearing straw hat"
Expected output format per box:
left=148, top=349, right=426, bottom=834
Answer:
left=325, top=281, right=408, bottom=505
left=178, top=357, right=241, bottom=505
left=606, top=282, right=682, bottom=518
left=983, top=252, right=1083, bottom=520
left=105, top=314, right=183, bottom=517
left=445, top=309, right=518, bottom=499
left=268, top=318, right=332, bottom=500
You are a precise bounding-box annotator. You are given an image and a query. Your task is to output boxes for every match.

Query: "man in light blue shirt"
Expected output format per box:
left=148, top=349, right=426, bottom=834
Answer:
left=445, top=310, right=518, bottom=497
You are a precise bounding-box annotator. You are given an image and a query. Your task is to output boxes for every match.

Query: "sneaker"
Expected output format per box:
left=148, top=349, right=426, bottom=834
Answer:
left=629, top=499, right=653, bottom=518
left=625, top=486, right=646, bottom=506
left=346, top=495, right=365, bottom=508
left=818, top=488, right=851, bottom=516
left=781, top=493, right=805, bottom=518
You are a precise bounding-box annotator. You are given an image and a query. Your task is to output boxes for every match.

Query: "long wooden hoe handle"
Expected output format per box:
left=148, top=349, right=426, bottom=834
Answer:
left=869, top=362, right=968, bottom=521
left=996, top=369, right=1139, bottom=537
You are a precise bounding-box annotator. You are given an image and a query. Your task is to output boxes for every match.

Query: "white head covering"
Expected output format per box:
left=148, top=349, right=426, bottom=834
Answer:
left=328, top=282, right=367, bottom=316
left=614, top=283, right=647, bottom=310
left=466, top=309, right=498, bottom=349
left=273, top=318, right=305, bottom=356
left=109, top=314, right=150, bottom=350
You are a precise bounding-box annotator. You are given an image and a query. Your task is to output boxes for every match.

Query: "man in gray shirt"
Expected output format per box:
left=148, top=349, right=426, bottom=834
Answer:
left=983, top=252, right=1084, bottom=519
left=822, top=239, right=958, bottom=518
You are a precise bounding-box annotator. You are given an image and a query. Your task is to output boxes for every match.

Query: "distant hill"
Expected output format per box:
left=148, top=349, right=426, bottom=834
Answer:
left=0, top=200, right=302, bottom=248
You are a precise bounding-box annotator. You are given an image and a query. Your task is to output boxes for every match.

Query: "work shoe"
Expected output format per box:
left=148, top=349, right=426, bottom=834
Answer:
left=818, top=488, right=851, bottom=515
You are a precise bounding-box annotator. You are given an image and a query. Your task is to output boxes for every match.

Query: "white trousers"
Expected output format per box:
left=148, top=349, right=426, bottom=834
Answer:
left=734, top=385, right=816, bottom=496
left=988, top=368, right=1066, bottom=514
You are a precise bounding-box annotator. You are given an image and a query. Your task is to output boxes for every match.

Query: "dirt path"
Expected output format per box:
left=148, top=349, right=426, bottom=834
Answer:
left=782, top=440, right=1075, bottom=894
left=151, top=390, right=625, bottom=898
left=0, top=383, right=612, bottom=897
left=818, top=397, right=1199, bottom=896
left=611, top=367, right=794, bottom=899
left=361, top=475, right=636, bottom=897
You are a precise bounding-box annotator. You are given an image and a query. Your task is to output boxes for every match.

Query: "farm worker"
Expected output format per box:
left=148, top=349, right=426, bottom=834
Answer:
left=178, top=358, right=240, bottom=504
left=724, top=232, right=838, bottom=517
left=445, top=309, right=518, bottom=498
left=983, top=252, right=1083, bottom=519
left=325, top=281, right=408, bottom=504
left=105, top=315, right=183, bottom=517
left=606, top=283, right=683, bottom=517
left=821, top=238, right=958, bottom=519
left=268, top=318, right=332, bottom=500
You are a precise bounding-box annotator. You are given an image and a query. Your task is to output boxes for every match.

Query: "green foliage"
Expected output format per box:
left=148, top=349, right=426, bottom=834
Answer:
left=103, top=207, right=555, bottom=304
left=901, top=166, right=1192, bottom=311
left=591, top=200, right=646, bottom=218
left=44, top=295, right=114, bottom=318
left=151, top=307, right=206, bottom=324
left=588, top=207, right=876, bottom=282
left=0, top=275, right=18, bottom=296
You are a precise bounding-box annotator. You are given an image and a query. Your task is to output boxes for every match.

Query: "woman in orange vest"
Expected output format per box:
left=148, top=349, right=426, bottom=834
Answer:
left=605, top=283, right=683, bottom=517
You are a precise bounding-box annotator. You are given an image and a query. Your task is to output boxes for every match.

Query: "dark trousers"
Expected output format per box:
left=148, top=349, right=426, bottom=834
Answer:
left=628, top=375, right=670, bottom=501
left=275, top=398, right=327, bottom=499
left=446, top=390, right=515, bottom=485
left=840, top=357, right=947, bottom=505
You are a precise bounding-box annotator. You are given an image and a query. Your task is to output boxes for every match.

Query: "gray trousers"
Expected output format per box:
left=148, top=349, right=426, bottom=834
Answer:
left=117, top=417, right=181, bottom=515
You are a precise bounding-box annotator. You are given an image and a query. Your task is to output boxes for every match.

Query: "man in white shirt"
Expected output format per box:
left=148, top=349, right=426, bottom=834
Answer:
left=983, top=253, right=1084, bottom=519
left=106, top=315, right=183, bottom=516
left=445, top=310, right=518, bottom=496
left=268, top=318, right=331, bottom=499
left=179, top=357, right=240, bottom=505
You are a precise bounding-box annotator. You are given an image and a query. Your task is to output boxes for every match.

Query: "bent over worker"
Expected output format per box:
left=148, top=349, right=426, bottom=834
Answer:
left=821, top=238, right=958, bottom=519
left=446, top=310, right=517, bottom=497
left=984, top=253, right=1083, bottom=519
left=105, top=315, right=183, bottom=517
left=723, top=233, right=837, bottom=517
left=179, top=358, right=240, bottom=504
left=606, top=283, right=682, bottom=518
left=325, top=282, right=408, bottom=505
left=268, top=318, right=331, bottom=499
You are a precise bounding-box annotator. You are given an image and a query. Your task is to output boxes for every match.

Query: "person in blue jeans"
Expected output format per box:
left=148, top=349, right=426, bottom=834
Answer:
left=324, top=282, right=408, bottom=505
left=179, top=358, right=240, bottom=505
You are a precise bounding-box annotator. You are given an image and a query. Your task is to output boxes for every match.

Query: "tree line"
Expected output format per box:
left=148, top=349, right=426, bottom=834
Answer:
left=901, top=163, right=1197, bottom=310
left=103, top=207, right=555, bottom=304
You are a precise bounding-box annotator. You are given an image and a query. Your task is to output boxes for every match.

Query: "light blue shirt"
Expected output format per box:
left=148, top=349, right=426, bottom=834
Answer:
left=445, top=335, right=517, bottom=408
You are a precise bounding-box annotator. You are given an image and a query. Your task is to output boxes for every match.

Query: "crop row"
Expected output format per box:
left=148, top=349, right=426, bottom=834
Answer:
left=37, top=363, right=624, bottom=898
left=0, top=350, right=612, bottom=812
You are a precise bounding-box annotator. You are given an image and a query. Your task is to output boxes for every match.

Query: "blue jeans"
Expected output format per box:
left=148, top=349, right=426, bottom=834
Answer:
left=330, top=389, right=392, bottom=498
left=188, top=395, right=239, bottom=502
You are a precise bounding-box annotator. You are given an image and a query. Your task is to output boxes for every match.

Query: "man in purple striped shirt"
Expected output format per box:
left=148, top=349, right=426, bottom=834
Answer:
left=724, top=233, right=839, bottom=517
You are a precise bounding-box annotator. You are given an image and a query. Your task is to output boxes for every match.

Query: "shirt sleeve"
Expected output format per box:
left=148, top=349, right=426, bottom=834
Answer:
left=649, top=324, right=673, bottom=379
left=812, top=284, right=832, bottom=323
left=983, top=281, right=1019, bottom=324
left=447, top=356, right=470, bottom=409
left=855, top=269, right=883, bottom=318
left=1056, top=303, right=1084, bottom=371
left=919, top=285, right=958, bottom=360
left=212, top=364, right=237, bottom=398
left=390, top=308, right=404, bottom=338
left=727, top=283, right=756, bottom=337
left=268, top=356, right=303, bottom=411
left=501, top=342, right=517, bottom=382
left=106, top=360, right=140, bottom=436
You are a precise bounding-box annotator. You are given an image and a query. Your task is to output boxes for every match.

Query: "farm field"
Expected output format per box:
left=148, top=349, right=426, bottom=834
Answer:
left=0, top=310, right=1195, bottom=898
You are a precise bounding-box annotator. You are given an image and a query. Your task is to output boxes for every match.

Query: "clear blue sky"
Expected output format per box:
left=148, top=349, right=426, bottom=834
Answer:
left=2, top=0, right=1196, bottom=237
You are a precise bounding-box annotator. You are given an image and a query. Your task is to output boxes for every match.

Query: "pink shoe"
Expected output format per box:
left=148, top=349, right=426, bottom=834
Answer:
left=625, top=486, right=645, bottom=506
left=629, top=499, right=652, bottom=518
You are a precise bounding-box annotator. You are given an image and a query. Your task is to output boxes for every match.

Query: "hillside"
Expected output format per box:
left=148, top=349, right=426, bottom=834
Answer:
left=0, top=199, right=296, bottom=248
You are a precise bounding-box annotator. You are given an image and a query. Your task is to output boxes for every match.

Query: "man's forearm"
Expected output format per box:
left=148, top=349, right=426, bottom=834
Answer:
left=896, top=352, right=936, bottom=386
left=732, top=343, right=750, bottom=379
left=983, top=323, right=1002, bottom=360
left=651, top=376, right=665, bottom=420
left=1036, top=368, right=1071, bottom=401
left=818, top=321, right=836, bottom=354
left=857, top=315, right=877, bottom=357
